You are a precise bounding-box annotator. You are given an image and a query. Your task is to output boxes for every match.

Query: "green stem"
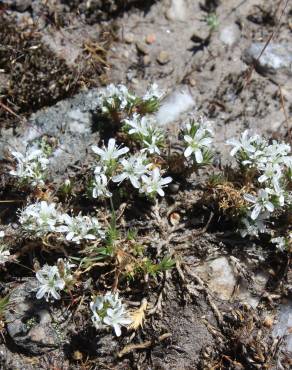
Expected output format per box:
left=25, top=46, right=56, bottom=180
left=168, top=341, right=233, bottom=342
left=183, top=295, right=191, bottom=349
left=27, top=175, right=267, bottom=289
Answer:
left=109, top=196, right=116, bottom=229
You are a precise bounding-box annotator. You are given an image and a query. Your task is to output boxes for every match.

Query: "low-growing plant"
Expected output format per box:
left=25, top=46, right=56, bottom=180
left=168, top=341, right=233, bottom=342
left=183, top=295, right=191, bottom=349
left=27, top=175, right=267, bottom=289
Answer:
left=3, top=82, right=291, bottom=347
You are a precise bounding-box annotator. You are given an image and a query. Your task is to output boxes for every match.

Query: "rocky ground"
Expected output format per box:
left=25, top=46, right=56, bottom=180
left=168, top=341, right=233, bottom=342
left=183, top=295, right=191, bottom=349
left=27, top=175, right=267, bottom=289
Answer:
left=0, top=0, right=291, bottom=369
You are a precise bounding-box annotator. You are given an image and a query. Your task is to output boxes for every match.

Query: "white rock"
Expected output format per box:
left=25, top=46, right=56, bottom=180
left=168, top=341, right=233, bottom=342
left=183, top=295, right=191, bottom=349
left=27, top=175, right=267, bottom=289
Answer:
left=273, top=300, right=292, bottom=354
left=219, top=24, right=241, bottom=46
left=207, top=257, right=236, bottom=300
left=156, top=87, right=195, bottom=125
left=193, top=257, right=236, bottom=301
left=166, top=0, right=187, bottom=22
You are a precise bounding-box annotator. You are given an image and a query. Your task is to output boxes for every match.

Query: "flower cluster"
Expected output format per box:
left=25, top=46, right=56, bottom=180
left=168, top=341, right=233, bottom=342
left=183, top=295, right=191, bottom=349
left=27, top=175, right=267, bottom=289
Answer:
left=123, top=113, right=164, bottom=155
left=91, top=139, right=172, bottom=198
left=97, top=83, right=164, bottom=117
left=19, top=201, right=104, bottom=242
left=19, top=201, right=60, bottom=237
left=183, top=118, right=214, bottom=164
left=36, top=259, right=74, bottom=301
left=97, top=84, right=136, bottom=115
left=227, top=130, right=292, bottom=238
left=9, top=145, right=50, bottom=186
left=143, top=82, right=164, bottom=101
left=57, top=213, right=105, bottom=244
left=90, top=292, right=132, bottom=336
left=112, top=153, right=150, bottom=189
left=0, top=231, right=10, bottom=265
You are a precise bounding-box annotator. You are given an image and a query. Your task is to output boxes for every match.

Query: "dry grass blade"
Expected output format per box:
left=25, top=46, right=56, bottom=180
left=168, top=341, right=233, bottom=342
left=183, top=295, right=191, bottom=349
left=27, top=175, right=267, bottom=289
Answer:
left=278, top=85, right=292, bottom=143
left=129, top=298, right=147, bottom=330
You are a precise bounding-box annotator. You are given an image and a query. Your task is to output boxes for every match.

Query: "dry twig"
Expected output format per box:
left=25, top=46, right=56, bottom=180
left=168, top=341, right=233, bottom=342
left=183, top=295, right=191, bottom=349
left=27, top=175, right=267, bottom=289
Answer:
left=117, top=333, right=172, bottom=358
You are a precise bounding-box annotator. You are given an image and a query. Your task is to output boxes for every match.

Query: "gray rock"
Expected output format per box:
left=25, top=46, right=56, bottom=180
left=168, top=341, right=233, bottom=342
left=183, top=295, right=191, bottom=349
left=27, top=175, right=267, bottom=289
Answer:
left=219, top=24, right=241, bottom=47
left=272, top=300, right=292, bottom=354
left=156, top=86, right=195, bottom=126
left=237, top=271, right=269, bottom=308
left=243, top=43, right=292, bottom=83
left=5, top=280, right=62, bottom=355
left=166, top=0, right=188, bottom=21
left=1, top=89, right=101, bottom=183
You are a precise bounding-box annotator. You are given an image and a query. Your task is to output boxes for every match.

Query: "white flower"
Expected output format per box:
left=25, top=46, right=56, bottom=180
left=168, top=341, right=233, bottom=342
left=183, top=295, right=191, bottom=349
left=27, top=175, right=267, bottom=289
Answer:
left=123, top=114, right=154, bottom=137
left=239, top=212, right=267, bottom=237
left=9, top=146, right=49, bottom=186
left=183, top=119, right=213, bottom=163
left=141, top=167, right=172, bottom=197
left=36, top=265, right=65, bottom=301
left=271, top=237, right=287, bottom=252
left=92, top=167, right=112, bottom=198
left=226, top=130, right=260, bottom=157
left=90, top=292, right=132, bottom=337
left=244, top=189, right=275, bottom=220
left=258, top=162, right=282, bottom=191
left=184, top=130, right=213, bottom=162
left=185, top=118, right=213, bottom=136
left=112, top=155, right=149, bottom=188
left=267, top=186, right=286, bottom=207
left=97, top=84, right=135, bottom=113
left=0, top=246, right=10, bottom=265
left=19, top=201, right=60, bottom=236
left=143, top=83, right=164, bottom=101
left=283, top=154, right=292, bottom=168
left=142, top=135, right=161, bottom=155
left=57, top=213, right=104, bottom=243
left=0, top=231, right=4, bottom=238
left=103, top=305, right=132, bottom=337
left=123, top=114, right=164, bottom=154
left=92, top=139, right=129, bottom=164
left=263, top=141, right=291, bottom=164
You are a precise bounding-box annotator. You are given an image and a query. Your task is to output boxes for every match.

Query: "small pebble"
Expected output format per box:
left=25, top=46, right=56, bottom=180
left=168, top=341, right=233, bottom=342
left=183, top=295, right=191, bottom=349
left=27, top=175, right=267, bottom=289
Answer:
left=169, top=183, right=180, bottom=193
left=124, top=33, right=134, bottom=44
left=169, top=212, right=181, bottom=226
left=146, top=33, right=156, bottom=44
left=143, top=55, right=151, bottom=65
left=189, top=78, right=196, bottom=87
left=157, top=50, right=170, bottom=65
left=136, top=42, right=149, bottom=55
left=123, top=50, right=129, bottom=59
